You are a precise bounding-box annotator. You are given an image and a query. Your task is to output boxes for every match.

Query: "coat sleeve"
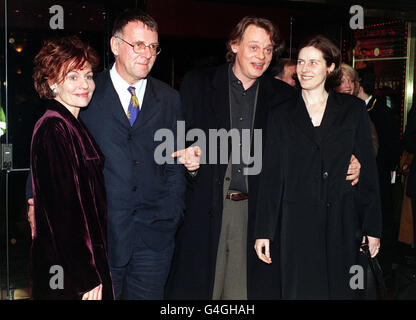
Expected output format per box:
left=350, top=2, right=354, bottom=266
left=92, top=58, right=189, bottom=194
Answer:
left=31, top=120, right=101, bottom=296
left=164, top=92, right=186, bottom=222
left=179, top=71, right=200, bottom=183
left=353, top=104, right=383, bottom=238
left=254, top=109, right=284, bottom=242
left=179, top=71, right=197, bottom=137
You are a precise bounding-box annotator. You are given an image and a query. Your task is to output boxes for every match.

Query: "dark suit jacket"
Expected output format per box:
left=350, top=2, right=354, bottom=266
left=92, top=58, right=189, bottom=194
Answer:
left=30, top=101, right=114, bottom=299
left=80, top=69, right=186, bottom=267
left=367, top=95, right=400, bottom=181
left=254, top=91, right=382, bottom=299
left=165, top=63, right=296, bottom=299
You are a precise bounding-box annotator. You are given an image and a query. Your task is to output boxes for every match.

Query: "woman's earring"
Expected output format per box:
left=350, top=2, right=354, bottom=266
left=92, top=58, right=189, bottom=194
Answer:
left=52, top=88, right=57, bottom=98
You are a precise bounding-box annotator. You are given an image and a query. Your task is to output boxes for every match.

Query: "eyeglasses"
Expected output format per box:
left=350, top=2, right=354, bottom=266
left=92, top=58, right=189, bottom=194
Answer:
left=116, top=36, right=161, bottom=56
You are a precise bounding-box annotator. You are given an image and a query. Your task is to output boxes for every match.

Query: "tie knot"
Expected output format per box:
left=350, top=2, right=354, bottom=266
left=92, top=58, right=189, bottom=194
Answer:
left=128, top=86, right=136, bottom=96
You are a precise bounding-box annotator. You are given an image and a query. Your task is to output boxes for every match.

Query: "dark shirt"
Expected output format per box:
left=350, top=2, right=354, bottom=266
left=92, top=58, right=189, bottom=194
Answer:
left=228, top=65, right=258, bottom=193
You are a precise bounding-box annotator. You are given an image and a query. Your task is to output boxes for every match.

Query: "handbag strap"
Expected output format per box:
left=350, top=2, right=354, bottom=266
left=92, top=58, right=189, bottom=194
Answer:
left=361, top=243, right=388, bottom=299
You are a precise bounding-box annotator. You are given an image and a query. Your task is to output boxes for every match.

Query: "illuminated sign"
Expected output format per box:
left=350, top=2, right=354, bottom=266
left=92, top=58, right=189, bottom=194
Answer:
left=353, top=21, right=407, bottom=59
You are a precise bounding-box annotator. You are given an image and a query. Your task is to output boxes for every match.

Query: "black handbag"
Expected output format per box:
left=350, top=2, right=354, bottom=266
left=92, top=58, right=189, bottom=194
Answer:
left=361, top=242, right=388, bottom=300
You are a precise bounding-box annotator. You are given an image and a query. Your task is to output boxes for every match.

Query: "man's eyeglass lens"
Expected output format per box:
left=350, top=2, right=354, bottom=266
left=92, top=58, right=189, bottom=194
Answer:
left=117, top=37, right=161, bottom=56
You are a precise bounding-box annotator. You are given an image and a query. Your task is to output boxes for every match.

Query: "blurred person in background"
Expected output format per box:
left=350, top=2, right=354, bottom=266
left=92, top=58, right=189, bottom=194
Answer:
left=271, top=58, right=297, bottom=87
left=336, top=63, right=359, bottom=96
left=336, top=63, right=379, bottom=155
left=357, top=67, right=401, bottom=286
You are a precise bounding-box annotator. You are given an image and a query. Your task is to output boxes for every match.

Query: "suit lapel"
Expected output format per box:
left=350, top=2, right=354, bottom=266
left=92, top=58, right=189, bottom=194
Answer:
left=290, top=93, right=319, bottom=146
left=102, top=71, right=160, bottom=130
left=210, top=64, right=231, bottom=131
left=132, top=77, right=160, bottom=130
left=253, top=79, right=266, bottom=130
left=209, top=64, right=231, bottom=183
left=290, top=90, right=342, bottom=146
left=254, top=76, right=291, bottom=129
left=99, top=71, right=132, bottom=129
left=319, top=90, right=342, bottom=143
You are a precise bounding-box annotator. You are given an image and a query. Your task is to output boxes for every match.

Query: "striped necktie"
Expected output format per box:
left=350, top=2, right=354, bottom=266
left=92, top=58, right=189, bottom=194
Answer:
left=127, top=86, right=140, bottom=126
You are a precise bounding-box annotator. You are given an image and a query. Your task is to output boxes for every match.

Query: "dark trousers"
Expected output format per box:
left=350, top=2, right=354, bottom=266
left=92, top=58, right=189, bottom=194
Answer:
left=110, top=232, right=174, bottom=300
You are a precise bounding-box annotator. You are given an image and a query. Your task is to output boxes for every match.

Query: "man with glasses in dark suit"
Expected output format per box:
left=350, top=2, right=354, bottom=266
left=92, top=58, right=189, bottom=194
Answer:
left=27, top=9, right=199, bottom=300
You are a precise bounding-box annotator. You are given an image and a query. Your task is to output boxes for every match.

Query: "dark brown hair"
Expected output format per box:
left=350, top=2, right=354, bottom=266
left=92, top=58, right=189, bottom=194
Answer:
left=112, top=8, right=158, bottom=37
left=226, top=16, right=282, bottom=62
left=33, top=36, right=99, bottom=99
left=297, top=34, right=342, bottom=89
left=271, top=58, right=297, bottom=78
left=357, top=67, right=375, bottom=95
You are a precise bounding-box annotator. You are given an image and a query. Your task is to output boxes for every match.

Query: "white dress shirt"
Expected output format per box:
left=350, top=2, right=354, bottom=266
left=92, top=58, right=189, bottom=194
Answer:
left=365, top=95, right=373, bottom=106
left=109, top=63, right=147, bottom=116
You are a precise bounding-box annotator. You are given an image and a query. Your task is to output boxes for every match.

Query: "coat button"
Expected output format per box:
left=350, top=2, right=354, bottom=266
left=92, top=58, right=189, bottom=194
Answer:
left=132, top=186, right=137, bottom=191
left=326, top=202, right=331, bottom=208
left=127, top=134, right=132, bottom=141
left=225, top=177, right=230, bottom=181
left=132, top=209, right=137, bottom=215
left=323, top=171, right=329, bottom=179
left=133, top=160, right=139, bottom=166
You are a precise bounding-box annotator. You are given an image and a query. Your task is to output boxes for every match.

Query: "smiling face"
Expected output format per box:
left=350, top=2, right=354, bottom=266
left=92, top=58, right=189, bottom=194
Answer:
left=111, top=20, right=158, bottom=84
left=51, top=62, right=95, bottom=116
left=336, top=74, right=355, bottom=95
left=297, top=46, right=335, bottom=92
left=231, top=24, right=274, bottom=88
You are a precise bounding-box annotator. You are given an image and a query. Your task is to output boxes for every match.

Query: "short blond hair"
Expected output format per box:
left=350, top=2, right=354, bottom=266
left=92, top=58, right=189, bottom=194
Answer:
left=340, top=63, right=359, bottom=96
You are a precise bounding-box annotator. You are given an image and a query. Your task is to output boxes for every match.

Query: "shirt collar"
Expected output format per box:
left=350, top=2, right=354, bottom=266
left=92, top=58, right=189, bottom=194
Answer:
left=109, top=63, right=147, bottom=112
left=110, top=63, right=144, bottom=91
left=229, top=63, right=258, bottom=92
left=365, top=95, right=373, bottom=106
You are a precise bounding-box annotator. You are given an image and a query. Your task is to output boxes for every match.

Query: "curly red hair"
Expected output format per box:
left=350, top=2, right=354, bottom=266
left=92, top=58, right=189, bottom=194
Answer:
left=33, top=36, right=100, bottom=99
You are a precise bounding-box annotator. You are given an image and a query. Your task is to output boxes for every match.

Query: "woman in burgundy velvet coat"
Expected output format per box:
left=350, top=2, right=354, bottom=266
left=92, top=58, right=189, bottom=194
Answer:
left=29, top=36, right=114, bottom=300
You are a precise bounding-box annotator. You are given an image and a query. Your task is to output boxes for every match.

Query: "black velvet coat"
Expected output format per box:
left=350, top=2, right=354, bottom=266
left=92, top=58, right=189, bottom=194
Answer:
left=30, top=101, right=114, bottom=300
left=254, top=91, right=382, bottom=299
left=165, top=63, right=295, bottom=299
